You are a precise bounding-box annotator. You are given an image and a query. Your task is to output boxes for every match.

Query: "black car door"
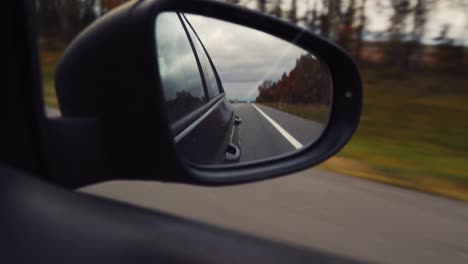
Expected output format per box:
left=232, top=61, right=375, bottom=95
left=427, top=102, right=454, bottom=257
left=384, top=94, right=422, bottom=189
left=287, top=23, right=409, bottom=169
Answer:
left=158, top=12, right=236, bottom=165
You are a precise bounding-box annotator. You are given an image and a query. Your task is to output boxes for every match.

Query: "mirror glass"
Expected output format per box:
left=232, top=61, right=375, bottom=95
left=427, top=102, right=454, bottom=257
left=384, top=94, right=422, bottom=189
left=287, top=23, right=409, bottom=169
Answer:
left=155, top=12, right=332, bottom=166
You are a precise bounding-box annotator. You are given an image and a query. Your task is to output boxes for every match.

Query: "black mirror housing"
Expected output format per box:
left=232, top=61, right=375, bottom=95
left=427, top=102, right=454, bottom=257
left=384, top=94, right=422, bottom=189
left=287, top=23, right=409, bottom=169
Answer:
left=51, top=0, right=362, bottom=187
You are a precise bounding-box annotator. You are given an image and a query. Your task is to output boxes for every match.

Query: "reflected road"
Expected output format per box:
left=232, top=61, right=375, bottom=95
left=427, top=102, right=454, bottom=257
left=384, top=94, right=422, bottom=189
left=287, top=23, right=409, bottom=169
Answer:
left=234, top=103, right=324, bottom=162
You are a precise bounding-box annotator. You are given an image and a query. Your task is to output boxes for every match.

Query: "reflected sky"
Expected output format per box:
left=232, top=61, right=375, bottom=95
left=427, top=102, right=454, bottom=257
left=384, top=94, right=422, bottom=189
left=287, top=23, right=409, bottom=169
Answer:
left=186, top=14, right=310, bottom=101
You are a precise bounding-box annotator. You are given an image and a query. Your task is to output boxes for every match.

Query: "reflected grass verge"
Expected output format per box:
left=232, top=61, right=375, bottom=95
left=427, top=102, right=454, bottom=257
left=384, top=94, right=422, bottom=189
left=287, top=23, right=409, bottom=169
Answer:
left=259, top=102, right=330, bottom=123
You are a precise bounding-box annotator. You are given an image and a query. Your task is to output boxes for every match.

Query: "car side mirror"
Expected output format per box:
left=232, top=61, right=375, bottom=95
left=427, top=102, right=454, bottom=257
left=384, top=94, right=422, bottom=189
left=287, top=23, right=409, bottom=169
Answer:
left=51, top=0, right=362, bottom=187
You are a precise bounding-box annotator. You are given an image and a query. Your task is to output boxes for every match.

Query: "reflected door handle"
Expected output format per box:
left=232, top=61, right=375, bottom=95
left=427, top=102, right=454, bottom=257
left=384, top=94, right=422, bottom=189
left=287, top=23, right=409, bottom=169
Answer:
left=234, top=115, right=242, bottom=126
left=225, top=143, right=240, bottom=161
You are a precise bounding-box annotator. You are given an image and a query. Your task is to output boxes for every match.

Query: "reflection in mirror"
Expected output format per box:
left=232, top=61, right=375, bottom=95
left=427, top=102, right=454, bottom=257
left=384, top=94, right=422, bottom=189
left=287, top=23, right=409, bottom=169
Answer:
left=155, top=12, right=332, bottom=166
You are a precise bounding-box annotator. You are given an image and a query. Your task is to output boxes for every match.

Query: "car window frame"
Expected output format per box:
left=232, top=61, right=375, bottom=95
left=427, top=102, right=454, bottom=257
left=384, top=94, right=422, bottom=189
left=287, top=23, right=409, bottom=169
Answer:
left=156, top=12, right=210, bottom=125
left=168, top=12, right=225, bottom=136
left=181, top=13, right=225, bottom=97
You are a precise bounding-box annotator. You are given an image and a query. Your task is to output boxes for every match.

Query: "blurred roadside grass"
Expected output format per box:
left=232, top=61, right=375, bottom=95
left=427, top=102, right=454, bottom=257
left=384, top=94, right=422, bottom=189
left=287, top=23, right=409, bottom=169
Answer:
left=322, top=66, right=468, bottom=201
left=40, top=50, right=468, bottom=201
left=260, top=66, right=468, bottom=201
left=40, top=50, right=60, bottom=108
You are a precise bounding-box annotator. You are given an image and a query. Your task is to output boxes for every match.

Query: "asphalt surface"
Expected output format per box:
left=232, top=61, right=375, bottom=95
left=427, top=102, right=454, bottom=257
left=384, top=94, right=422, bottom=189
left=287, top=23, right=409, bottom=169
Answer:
left=81, top=169, right=468, bottom=264
left=233, top=103, right=325, bottom=162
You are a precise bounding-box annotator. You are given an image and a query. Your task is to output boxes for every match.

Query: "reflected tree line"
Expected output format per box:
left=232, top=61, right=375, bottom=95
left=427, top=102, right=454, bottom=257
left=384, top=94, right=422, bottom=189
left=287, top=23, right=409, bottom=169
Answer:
left=256, top=54, right=331, bottom=105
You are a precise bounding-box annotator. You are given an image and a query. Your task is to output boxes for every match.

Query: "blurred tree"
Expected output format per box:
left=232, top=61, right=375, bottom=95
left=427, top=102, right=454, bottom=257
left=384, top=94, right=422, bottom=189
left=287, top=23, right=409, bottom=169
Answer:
left=383, top=0, right=437, bottom=70
left=320, top=0, right=342, bottom=41
left=257, top=0, right=267, bottom=13
left=303, top=0, right=320, bottom=33
left=225, top=0, right=241, bottom=5
left=451, top=0, right=468, bottom=72
left=337, top=0, right=356, bottom=52
left=433, top=24, right=465, bottom=72
left=408, top=0, right=437, bottom=69
left=101, top=0, right=130, bottom=14
left=354, top=0, right=367, bottom=62
left=37, top=0, right=101, bottom=44
left=318, top=0, right=366, bottom=51
left=37, top=0, right=136, bottom=48
left=287, top=0, right=298, bottom=24
left=385, top=0, right=413, bottom=69
left=82, top=0, right=99, bottom=26
left=270, top=0, right=283, bottom=18
left=36, top=0, right=60, bottom=38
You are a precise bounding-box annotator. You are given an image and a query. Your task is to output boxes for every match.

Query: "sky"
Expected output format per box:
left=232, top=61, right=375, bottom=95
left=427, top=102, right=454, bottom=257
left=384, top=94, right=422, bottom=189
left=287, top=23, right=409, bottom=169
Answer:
left=186, top=14, right=320, bottom=101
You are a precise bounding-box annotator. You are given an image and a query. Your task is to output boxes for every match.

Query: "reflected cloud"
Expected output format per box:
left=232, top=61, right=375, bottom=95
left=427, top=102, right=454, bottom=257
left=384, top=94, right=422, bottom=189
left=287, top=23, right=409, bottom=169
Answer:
left=186, top=14, right=309, bottom=101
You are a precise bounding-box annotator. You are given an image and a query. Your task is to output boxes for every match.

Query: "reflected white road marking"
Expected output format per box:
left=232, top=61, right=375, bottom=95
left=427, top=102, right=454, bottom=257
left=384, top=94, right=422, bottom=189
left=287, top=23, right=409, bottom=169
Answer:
left=251, top=104, right=303, bottom=149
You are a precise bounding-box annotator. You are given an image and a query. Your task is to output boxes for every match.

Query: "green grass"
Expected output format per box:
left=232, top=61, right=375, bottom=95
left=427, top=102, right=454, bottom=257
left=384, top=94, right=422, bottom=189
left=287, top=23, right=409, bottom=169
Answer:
left=40, top=50, right=61, bottom=108
left=265, top=66, right=468, bottom=201
left=328, top=67, right=468, bottom=200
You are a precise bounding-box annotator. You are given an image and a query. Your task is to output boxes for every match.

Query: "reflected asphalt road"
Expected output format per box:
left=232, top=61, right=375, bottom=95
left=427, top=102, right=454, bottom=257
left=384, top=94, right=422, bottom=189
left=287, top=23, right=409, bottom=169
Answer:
left=233, top=103, right=324, bottom=162
left=81, top=169, right=468, bottom=264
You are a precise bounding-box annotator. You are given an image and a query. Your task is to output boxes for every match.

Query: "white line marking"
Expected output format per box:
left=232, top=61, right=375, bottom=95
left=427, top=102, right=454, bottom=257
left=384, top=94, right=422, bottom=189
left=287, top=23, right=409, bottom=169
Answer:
left=251, top=104, right=303, bottom=149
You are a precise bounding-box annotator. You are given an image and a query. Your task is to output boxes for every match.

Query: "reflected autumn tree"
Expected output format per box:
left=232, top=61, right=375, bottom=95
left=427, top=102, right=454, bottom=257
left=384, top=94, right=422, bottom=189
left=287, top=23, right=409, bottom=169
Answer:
left=256, top=54, right=331, bottom=105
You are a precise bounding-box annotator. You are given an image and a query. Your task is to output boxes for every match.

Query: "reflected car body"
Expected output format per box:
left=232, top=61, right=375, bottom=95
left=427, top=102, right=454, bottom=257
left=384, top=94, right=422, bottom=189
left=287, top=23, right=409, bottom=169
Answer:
left=159, top=13, right=241, bottom=165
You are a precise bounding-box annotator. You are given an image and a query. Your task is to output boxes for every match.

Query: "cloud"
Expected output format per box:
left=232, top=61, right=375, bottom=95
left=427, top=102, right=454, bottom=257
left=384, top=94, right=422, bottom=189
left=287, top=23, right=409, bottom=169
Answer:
left=185, top=13, right=312, bottom=100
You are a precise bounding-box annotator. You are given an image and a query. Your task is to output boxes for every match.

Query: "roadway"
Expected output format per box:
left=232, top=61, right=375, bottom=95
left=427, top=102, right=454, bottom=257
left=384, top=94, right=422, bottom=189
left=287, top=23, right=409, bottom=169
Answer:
left=80, top=103, right=468, bottom=264
left=233, top=103, right=325, bottom=162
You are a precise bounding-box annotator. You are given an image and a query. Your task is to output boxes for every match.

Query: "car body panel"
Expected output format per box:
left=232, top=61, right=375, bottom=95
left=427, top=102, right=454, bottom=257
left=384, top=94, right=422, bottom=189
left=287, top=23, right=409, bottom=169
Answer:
left=167, top=13, right=241, bottom=165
